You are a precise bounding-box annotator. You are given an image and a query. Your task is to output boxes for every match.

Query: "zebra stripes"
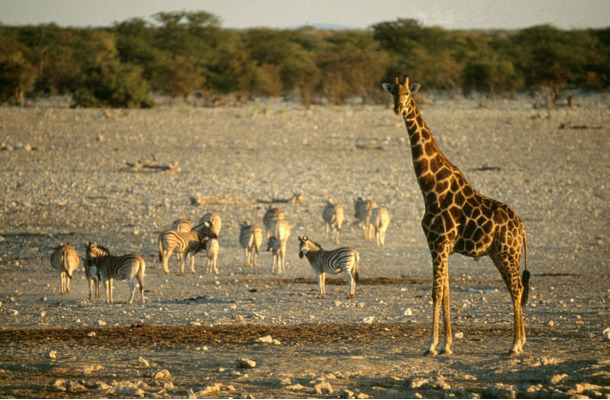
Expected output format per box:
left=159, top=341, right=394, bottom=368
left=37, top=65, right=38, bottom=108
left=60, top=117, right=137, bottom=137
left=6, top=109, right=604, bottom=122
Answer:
left=263, top=207, right=285, bottom=238
left=322, top=199, right=344, bottom=244
left=239, top=222, right=263, bottom=267
left=199, top=212, right=222, bottom=237
left=158, top=227, right=212, bottom=274
left=50, top=243, right=80, bottom=295
left=298, top=235, right=360, bottom=299
left=354, top=197, right=377, bottom=241
left=85, top=242, right=146, bottom=304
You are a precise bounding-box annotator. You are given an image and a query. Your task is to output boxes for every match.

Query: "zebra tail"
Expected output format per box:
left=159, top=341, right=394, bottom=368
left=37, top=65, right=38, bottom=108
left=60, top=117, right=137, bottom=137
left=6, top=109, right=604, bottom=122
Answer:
left=158, top=237, right=163, bottom=262
left=521, top=233, right=530, bottom=307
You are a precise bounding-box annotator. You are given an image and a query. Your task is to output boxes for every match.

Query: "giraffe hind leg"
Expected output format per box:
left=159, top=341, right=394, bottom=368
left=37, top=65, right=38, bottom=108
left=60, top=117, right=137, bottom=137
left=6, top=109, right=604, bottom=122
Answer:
left=489, top=249, right=525, bottom=355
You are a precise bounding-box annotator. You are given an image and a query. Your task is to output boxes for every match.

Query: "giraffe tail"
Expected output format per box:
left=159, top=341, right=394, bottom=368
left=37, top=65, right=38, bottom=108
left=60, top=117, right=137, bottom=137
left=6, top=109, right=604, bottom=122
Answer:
left=521, top=233, right=530, bottom=307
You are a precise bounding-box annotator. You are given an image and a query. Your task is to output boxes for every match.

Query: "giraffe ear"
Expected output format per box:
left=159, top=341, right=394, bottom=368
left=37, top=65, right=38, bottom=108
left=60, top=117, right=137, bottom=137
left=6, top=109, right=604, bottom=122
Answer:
left=393, top=75, right=400, bottom=85
left=402, top=75, right=409, bottom=86
left=410, top=83, right=421, bottom=93
left=381, top=83, right=392, bottom=93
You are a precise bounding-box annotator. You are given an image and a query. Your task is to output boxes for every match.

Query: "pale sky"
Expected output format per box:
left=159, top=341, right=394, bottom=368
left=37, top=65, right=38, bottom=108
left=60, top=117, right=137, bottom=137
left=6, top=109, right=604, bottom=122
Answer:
left=0, top=0, right=608, bottom=30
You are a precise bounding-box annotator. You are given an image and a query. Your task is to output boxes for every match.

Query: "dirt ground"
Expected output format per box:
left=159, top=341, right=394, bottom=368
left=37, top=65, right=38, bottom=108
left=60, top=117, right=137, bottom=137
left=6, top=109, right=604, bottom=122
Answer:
left=0, top=95, right=608, bottom=398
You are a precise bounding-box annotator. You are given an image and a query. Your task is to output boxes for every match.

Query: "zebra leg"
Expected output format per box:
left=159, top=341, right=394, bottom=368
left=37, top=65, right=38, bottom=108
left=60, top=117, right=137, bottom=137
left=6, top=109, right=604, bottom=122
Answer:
left=109, top=278, right=114, bottom=304
left=95, top=279, right=100, bottom=301
left=162, top=249, right=171, bottom=274
left=190, top=253, right=196, bottom=274
left=243, top=248, right=250, bottom=267
left=60, top=271, right=65, bottom=295
left=316, top=272, right=326, bottom=299
left=88, top=279, right=94, bottom=301
left=103, top=278, right=111, bottom=304
left=344, top=269, right=355, bottom=299
left=213, top=257, right=219, bottom=275
left=67, top=275, right=71, bottom=293
left=128, top=278, right=136, bottom=304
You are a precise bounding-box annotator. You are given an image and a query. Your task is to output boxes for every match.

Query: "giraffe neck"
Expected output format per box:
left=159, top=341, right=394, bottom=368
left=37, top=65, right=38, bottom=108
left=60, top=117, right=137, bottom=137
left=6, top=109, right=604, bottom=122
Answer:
left=402, top=97, right=452, bottom=194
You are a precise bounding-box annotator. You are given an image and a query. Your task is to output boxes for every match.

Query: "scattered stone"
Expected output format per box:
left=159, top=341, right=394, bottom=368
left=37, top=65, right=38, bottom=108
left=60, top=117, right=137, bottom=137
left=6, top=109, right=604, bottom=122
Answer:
left=549, top=373, right=568, bottom=384
left=196, top=382, right=223, bottom=396
left=236, top=358, right=256, bottom=369
left=286, top=383, right=306, bottom=391
left=112, top=381, right=145, bottom=397
left=340, top=388, right=356, bottom=398
left=357, top=393, right=373, bottom=399
left=315, top=380, right=333, bottom=395
left=484, top=383, right=516, bottom=399
left=98, top=320, right=106, bottom=326
left=257, top=335, right=274, bottom=343
left=48, top=350, right=57, bottom=359
left=363, top=316, right=375, bottom=324
left=87, top=331, right=96, bottom=337
left=403, top=307, right=413, bottom=316
left=138, top=357, right=150, bottom=367
left=49, top=378, right=67, bottom=391
left=410, top=378, right=430, bottom=389
left=454, top=331, right=464, bottom=339
left=7, top=309, right=18, bottom=316
left=603, top=327, right=610, bottom=341
left=153, top=369, right=171, bottom=380
left=83, top=364, right=104, bottom=375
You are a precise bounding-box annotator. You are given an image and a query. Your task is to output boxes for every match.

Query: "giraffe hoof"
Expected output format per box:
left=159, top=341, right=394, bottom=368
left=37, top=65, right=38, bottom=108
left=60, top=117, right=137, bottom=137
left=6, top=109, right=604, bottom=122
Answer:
left=424, top=349, right=438, bottom=357
left=508, top=348, right=522, bottom=356
left=346, top=294, right=354, bottom=299
left=440, top=348, right=453, bottom=356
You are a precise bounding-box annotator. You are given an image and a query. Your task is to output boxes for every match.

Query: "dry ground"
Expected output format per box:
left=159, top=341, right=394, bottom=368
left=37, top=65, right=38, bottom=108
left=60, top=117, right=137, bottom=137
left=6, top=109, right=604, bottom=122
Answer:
left=0, top=95, right=608, bottom=398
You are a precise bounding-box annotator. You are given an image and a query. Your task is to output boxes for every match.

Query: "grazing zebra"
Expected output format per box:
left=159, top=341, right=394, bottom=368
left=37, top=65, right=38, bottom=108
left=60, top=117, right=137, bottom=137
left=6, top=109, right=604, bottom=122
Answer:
left=239, top=222, right=263, bottom=267
left=50, top=243, right=80, bottom=295
left=204, top=237, right=220, bottom=275
left=268, top=219, right=291, bottom=273
left=85, top=242, right=146, bottom=304
left=298, top=235, right=360, bottom=299
left=371, top=206, right=391, bottom=247
left=354, top=197, right=377, bottom=241
left=171, top=219, right=194, bottom=233
left=158, top=221, right=216, bottom=274
left=263, top=206, right=285, bottom=238
left=199, top=212, right=222, bottom=237
left=322, top=199, right=345, bottom=244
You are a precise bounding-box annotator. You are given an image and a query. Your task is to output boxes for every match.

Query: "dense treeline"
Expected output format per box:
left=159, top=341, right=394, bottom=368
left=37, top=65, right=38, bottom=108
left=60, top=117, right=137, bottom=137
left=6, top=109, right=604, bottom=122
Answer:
left=0, top=11, right=608, bottom=107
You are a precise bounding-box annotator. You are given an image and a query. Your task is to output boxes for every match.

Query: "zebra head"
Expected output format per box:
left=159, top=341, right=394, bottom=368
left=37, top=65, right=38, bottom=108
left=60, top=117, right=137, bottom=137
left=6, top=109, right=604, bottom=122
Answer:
left=298, top=235, right=322, bottom=258
left=381, top=75, right=421, bottom=117
left=85, top=242, right=109, bottom=265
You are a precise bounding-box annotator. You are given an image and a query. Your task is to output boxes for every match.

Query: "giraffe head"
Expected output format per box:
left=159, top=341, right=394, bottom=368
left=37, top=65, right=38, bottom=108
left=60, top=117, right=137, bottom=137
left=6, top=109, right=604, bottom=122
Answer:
left=382, top=75, right=421, bottom=116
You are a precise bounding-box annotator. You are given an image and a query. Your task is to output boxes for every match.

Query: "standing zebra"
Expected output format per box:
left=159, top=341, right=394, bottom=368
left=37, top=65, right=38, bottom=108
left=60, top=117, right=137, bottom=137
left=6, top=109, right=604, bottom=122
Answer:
left=50, top=243, right=80, bottom=295
left=371, top=206, right=391, bottom=247
left=199, top=212, right=222, bottom=237
left=322, top=199, right=345, bottom=244
left=269, top=219, right=291, bottom=273
left=298, top=235, right=360, bottom=299
left=158, top=221, right=216, bottom=274
left=239, top=222, right=263, bottom=267
left=85, top=242, right=146, bottom=304
left=263, top=206, right=285, bottom=238
left=204, top=237, right=220, bottom=275
left=354, top=197, right=377, bottom=241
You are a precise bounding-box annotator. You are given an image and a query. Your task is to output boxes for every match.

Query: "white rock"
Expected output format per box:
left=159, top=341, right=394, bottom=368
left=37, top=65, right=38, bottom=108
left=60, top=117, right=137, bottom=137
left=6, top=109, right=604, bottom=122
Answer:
left=236, top=358, right=256, bottom=369
left=138, top=357, right=150, bottom=367
left=363, top=316, right=375, bottom=324
left=454, top=332, right=464, bottom=339
left=257, top=335, right=274, bottom=343
left=48, top=350, right=57, bottom=359
left=403, top=307, right=413, bottom=316
left=154, top=369, right=171, bottom=380
left=602, top=327, right=610, bottom=341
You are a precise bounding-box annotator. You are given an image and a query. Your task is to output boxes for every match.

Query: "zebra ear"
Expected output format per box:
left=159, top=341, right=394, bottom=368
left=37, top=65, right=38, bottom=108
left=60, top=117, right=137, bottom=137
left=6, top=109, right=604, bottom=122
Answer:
left=382, top=83, right=392, bottom=93
left=410, top=83, right=421, bottom=93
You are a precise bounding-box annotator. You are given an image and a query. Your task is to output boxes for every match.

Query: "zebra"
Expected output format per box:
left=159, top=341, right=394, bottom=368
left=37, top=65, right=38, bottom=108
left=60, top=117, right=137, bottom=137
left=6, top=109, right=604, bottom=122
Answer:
left=204, top=237, right=220, bottom=275
left=50, top=243, right=80, bottom=295
left=263, top=206, right=285, bottom=238
left=370, top=206, right=391, bottom=247
left=198, top=212, right=222, bottom=237
left=239, top=221, right=263, bottom=267
left=322, top=199, right=345, bottom=244
left=85, top=242, right=146, bottom=304
left=268, top=219, right=291, bottom=273
left=298, top=235, right=359, bottom=299
left=354, top=197, right=377, bottom=241
left=158, top=221, right=216, bottom=274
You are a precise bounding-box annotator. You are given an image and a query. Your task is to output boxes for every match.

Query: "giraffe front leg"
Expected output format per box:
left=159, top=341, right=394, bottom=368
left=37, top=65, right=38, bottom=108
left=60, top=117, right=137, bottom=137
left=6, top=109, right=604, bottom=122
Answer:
left=425, top=253, right=447, bottom=356
left=440, top=272, right=453, bottom=355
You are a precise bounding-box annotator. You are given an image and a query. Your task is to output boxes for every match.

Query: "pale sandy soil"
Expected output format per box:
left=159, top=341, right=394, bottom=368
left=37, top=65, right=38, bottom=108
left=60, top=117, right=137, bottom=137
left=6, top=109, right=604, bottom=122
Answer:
left=0, top=95, right=608, bottom=398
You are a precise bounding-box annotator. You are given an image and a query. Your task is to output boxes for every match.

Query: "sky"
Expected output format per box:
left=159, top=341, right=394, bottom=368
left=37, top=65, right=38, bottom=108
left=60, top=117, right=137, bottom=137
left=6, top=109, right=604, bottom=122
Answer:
left=0, top=0, right=608, bottom=31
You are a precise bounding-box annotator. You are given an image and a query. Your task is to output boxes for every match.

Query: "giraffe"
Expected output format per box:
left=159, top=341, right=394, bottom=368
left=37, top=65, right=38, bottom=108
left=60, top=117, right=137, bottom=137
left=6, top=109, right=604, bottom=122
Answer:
left=382, top=75, right=530, bottom=356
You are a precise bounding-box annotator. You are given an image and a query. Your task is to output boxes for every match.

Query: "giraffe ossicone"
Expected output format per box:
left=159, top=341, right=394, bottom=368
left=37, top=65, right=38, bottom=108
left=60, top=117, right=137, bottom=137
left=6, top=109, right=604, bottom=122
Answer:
left=383, top=75, right=530, bottom=356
